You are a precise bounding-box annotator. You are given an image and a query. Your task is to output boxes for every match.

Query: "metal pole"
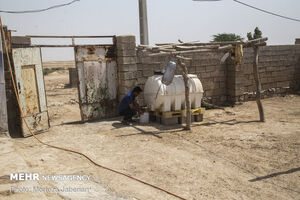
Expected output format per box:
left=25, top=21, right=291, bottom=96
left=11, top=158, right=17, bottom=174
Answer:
left=139, top=0, right=149, bottom=45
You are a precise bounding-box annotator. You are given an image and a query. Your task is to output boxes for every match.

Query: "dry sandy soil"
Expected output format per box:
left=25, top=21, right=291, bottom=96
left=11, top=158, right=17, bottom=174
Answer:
left=0, top=70, right=299, bottom=200
left=43, top=61, right=75, bottom=69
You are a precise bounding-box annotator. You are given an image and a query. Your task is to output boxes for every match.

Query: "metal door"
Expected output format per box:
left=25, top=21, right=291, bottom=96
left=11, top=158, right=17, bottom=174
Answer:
left=75, top=45, right=118, bottom=121
left=12, top=47, right=49, bottom=137
left=0, top=32, right=8, bottom=135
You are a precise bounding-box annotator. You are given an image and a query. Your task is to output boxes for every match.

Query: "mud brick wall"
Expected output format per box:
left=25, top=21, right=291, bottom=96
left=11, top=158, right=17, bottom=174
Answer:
left=116, top=35, right=300, bottom=107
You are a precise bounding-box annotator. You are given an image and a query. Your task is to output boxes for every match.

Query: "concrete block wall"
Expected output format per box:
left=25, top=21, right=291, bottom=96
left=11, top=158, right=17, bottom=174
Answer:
left=237, top=45, right=300, bottom=101
left=116, top=35, right=138, bottom=102
left=226, top=59, right=245, bottom=103
left=188, top=52, right=228, bottom=104
left=136, top=51, right=229, bottom=105
left=116, top=35, right=300, bottom=107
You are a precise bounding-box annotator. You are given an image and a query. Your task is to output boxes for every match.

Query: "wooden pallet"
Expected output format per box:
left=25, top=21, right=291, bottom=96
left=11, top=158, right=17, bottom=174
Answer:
left=149, top=108, right=205, bottom=125
left=151, top=108, right=205, bottom=118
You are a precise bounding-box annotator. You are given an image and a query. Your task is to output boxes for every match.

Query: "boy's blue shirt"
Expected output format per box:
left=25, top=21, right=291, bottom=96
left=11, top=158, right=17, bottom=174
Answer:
left=118, top=91, right=136, bottom=113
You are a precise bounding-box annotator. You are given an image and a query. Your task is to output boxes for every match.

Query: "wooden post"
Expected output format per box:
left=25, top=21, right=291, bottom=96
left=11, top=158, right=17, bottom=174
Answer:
left=252, top=45, right=265, bottom=122
left=178, top=59, right=191, bottom=130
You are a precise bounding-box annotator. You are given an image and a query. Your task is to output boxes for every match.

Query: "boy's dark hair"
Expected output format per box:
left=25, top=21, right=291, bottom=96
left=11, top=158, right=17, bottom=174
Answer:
left=132, top=86, right=143, bottom=93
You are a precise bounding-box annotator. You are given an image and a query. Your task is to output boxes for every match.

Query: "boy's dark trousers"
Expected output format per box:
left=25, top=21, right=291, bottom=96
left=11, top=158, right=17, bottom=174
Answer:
left=119, top=107, right=137, bottom=121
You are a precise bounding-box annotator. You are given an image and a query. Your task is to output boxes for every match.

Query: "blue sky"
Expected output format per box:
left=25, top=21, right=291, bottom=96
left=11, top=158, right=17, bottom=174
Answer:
left=1, top=0, right=299, bottom=61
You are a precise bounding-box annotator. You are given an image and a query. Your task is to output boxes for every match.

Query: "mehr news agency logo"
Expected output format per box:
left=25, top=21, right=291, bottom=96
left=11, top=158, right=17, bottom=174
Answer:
left=10, top=173, right=92, bottom=193
left=10, top=173, right=91, bottom=181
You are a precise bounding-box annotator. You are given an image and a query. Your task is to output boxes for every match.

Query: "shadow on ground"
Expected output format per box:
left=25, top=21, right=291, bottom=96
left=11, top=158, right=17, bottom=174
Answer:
left=112, top=121, right=184, bottom=139
left=248, top=167, right=300, bottom=182
left=202, top=119, right=260, bottom=126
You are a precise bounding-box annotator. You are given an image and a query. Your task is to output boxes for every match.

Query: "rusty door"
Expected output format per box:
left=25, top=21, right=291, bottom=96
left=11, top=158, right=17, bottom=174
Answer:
left=12, top=47, right=49, bottom=137
left=75, top=45, right=118, bottom=121
left=0, top=32, right=8, bottom=135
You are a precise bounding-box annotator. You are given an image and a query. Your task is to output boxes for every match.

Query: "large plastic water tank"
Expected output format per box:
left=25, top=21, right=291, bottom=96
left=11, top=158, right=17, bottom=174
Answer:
left=144, top=74, right=204, bottom=112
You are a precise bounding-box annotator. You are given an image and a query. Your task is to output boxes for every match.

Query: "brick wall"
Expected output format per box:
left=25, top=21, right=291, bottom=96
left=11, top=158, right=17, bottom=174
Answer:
left=136, top=51, right=228, bottom=105
left=115, top=36, right=300, bottom=107
left=237, top=45, right=300, bottom=101
left=116, top=35, right=138, bottom=102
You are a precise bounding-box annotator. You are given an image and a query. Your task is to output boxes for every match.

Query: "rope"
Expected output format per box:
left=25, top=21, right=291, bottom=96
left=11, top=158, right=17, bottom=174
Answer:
left=0, top=17, right=188, bottom=200
left=233, top=0, right=300, bottom=23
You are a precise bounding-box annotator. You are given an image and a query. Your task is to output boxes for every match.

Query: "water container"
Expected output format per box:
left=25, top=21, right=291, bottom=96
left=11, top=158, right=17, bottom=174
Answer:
left=162, top=61, right=177, bottom=85
left=139, top=112, right=149, bottom=124
left=144, top=74, right=204, bottom=112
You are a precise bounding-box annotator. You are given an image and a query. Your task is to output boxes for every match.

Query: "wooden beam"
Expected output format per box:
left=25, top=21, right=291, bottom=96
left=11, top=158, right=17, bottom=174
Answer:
left=29, top=44, right=113, bottom=48
left=255, top=42, right=267, bottom=47
left=155, top=38, right=268, bottom=48
left=155, top=43, right=176, bottom=46
left=26, top=35, right=115, bottom=38
left=179, top=41, right=243, bottom=46
left=148, top=47, right=231, bottom=57
left=177, top=57, right=191, bottom=130
left=220, top=52, right=230, bottom=64
left=175, top=45, right=219, bottom=51
left=176, top=55, right=192, bottom=61
left=218, top=44, right=233, bottom=50
left=253, top=46, right=265, bottom=122
left=246, top=37, right=268, bottom=45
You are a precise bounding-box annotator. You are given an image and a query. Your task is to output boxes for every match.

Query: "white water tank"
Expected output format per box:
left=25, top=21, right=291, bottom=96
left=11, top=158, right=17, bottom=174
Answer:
left=144, top=74, right=204, bottom=112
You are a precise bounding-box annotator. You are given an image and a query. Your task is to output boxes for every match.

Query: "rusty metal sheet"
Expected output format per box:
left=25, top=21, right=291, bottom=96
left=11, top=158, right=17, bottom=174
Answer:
left=12, top=47, right=49, bottom=137
left=106, top=60, right=118, bottom=100
left=75, top=45, right=118, bottom=121
left=75, top=46, right=107, bottom=62
left=0, top=32, right=8, bottom=135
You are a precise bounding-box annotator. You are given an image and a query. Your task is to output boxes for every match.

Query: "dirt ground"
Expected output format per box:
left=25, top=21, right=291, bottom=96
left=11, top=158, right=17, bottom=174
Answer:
left=0, top=70, right=299, bottom=200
